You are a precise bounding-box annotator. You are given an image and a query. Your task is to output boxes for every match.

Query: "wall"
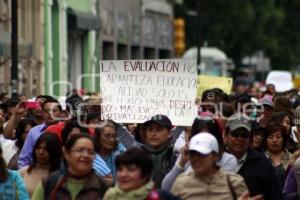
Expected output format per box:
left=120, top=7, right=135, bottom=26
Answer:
left=44, top=0, right=98, bottom=96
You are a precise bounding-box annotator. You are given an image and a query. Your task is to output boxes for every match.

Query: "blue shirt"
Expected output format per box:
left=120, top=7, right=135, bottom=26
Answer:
left=93, top=154, right=111, bottom=177
left=18, top=123, right=46, bottom=168
left=102, top=143, right=126, bottom=178
left=0, top=170, right=30, bottom=200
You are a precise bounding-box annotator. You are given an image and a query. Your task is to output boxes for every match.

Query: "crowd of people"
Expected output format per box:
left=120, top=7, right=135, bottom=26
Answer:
left=1, top=83, right=300, bottom=199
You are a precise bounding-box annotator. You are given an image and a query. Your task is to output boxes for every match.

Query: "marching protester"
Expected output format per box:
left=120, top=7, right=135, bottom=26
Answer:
left=124, top=123, right=137, bottom=135
left=86, top=112, right=101, bottom=137
left=104, top=147, right=180, bottom=200
left=59, top=119, right=113, bottom=185
left=19, top=133, right=62, bottom=197
left=171, top=132, right=248, bottom=200
left=95, top=120, right=126, bottom=179
left=3, top=98, right=23, bottom=125
left=0, top=142, right=30, bottom=199
left=142, top=114, right=177, bottom=189
left=1, top=78, right=300, bottom=200
left=257, top=97, right=274, bottom=128
left=31, top=134, right=107, bottom=200
left=264, top=84, right=276, bottom=98
left=291, top=106, right=300, bottom=150
left=2, top=98, right=24, bottom=140
left=18, top=97, right=62, bottom=168
left=271, top=112, right=292, bottom=134
left=263, top=123, right=292, bottom=191
left=273, top=96, right=293, bottom=116
left=3, top=95, right=54, bottom=140
left=2, top=118, right=36, bottom=169
left=224, top=114, right=281, bottom=199
left=269, top=112, right=297, bottom=152
left=61, top=119, right=89, bottom=146
left=161, top=113, right=238, bottom=191
left=250, top=121, right=264, bottom=152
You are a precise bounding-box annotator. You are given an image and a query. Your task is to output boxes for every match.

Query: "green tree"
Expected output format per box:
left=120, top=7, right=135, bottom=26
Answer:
left=270, top=0, right=300, bottom=69
left=176, top=0, right=284, bottom=67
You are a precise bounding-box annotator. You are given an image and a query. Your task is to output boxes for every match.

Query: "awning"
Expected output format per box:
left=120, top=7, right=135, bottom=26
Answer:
left=67, top=8, right=101, bottom=31
left=0, top=28, right=32, bottom=58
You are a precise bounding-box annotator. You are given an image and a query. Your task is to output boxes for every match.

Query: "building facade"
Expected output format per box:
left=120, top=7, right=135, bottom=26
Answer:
left=44, top=0, right=100, bottom=97
left=0, top=0, right=174, bottom=97
left=0, top=0, right=43, bottom=97
left=99, top=0, right=173, bottom=60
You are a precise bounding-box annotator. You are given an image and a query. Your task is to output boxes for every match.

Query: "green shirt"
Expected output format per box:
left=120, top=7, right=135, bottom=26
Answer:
left=32, top=178, right=86, bottom=200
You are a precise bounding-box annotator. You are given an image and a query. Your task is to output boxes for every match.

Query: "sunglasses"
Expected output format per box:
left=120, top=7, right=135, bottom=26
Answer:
left=230, top=130, right=250, bottom=139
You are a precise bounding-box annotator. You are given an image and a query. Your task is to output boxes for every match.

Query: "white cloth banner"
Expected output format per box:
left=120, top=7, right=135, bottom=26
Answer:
left=100, top=59, right=198, bottom=126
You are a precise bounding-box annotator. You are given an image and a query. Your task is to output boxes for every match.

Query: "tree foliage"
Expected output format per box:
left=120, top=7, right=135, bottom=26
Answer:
left=176, top=0, right=300, bottom=69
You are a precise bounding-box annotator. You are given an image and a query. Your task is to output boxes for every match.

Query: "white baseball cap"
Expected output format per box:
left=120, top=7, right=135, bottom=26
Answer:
left=189, top=132, right=219, bottom=155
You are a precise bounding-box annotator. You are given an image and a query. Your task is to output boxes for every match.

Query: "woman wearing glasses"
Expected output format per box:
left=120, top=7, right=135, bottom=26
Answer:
left=95, top=120, right=126, bottom=179
left=31, top=134, right=107, bottom=200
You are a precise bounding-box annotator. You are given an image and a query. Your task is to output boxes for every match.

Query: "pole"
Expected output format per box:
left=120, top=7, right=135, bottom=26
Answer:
left=196, top=1, right=201, bottom=74
left=11, top=0, right=18, bottom=98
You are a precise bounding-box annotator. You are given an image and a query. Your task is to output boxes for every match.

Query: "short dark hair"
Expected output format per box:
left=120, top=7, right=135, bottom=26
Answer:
left=274, top=96, right=293, bottom=115
left=202, top=88, right=225, bottom=101
left=29, top=133, right=62, bottom=173
left=42, top=98, right=62, bottom=111
left=87, top=112, right=100, bottom=124
left=15, top=118, right=37, bottom=148
left=115, top=147, right=153, bottom=181
left=61, top=119, right=89, bottom=146
left=191, top=117, right=224, bottom=153
left=270, top=111, right=292, bottom=127
left=3, top=98, right=20, bottom=113
left=64, top=133, right=96, bottom=153
left=234, top=93, right=251, bottom=110
left=262, top=122, right=287, bottom=151
left=36, top=95, right=57, bottom=101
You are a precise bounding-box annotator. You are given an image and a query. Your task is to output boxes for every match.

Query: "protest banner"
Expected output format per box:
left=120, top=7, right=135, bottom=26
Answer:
left=266, top=70, right=293, bottom=92
left=100, top=59, right=198, bottom=126
left=197, top=75, right=233, bottom=98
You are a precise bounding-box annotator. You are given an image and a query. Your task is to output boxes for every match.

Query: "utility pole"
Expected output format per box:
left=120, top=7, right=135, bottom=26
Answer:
left=196, top=1, right=201, bottom=74
left=11, top=0, right=18, bottom=98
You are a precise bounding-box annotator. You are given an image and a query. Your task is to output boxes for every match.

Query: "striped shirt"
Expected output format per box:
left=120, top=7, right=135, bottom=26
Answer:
left=93, top=154, right=111, bottom=177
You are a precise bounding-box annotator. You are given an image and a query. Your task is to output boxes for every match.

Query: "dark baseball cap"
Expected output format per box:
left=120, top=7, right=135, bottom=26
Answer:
left=144, top=114, right=172, bottom=130
left=226, top=114, right=251, bottom=132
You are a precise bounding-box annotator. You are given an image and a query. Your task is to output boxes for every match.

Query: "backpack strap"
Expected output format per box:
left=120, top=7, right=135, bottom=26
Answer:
left=42, top=169, right=67, bottom=200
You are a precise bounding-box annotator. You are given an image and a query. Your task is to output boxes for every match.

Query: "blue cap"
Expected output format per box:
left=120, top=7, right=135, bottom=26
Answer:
left=144, top=114, right=172, bottom=130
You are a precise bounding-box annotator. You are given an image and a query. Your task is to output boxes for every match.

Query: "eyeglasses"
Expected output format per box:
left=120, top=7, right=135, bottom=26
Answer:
left=230, top=131, right=250, bottom=139
left=70, top=147, right=95, bottom=156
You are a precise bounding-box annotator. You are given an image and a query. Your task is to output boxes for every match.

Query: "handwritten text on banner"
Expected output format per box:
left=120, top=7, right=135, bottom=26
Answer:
left=100, top=59, right=198, bottom=126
